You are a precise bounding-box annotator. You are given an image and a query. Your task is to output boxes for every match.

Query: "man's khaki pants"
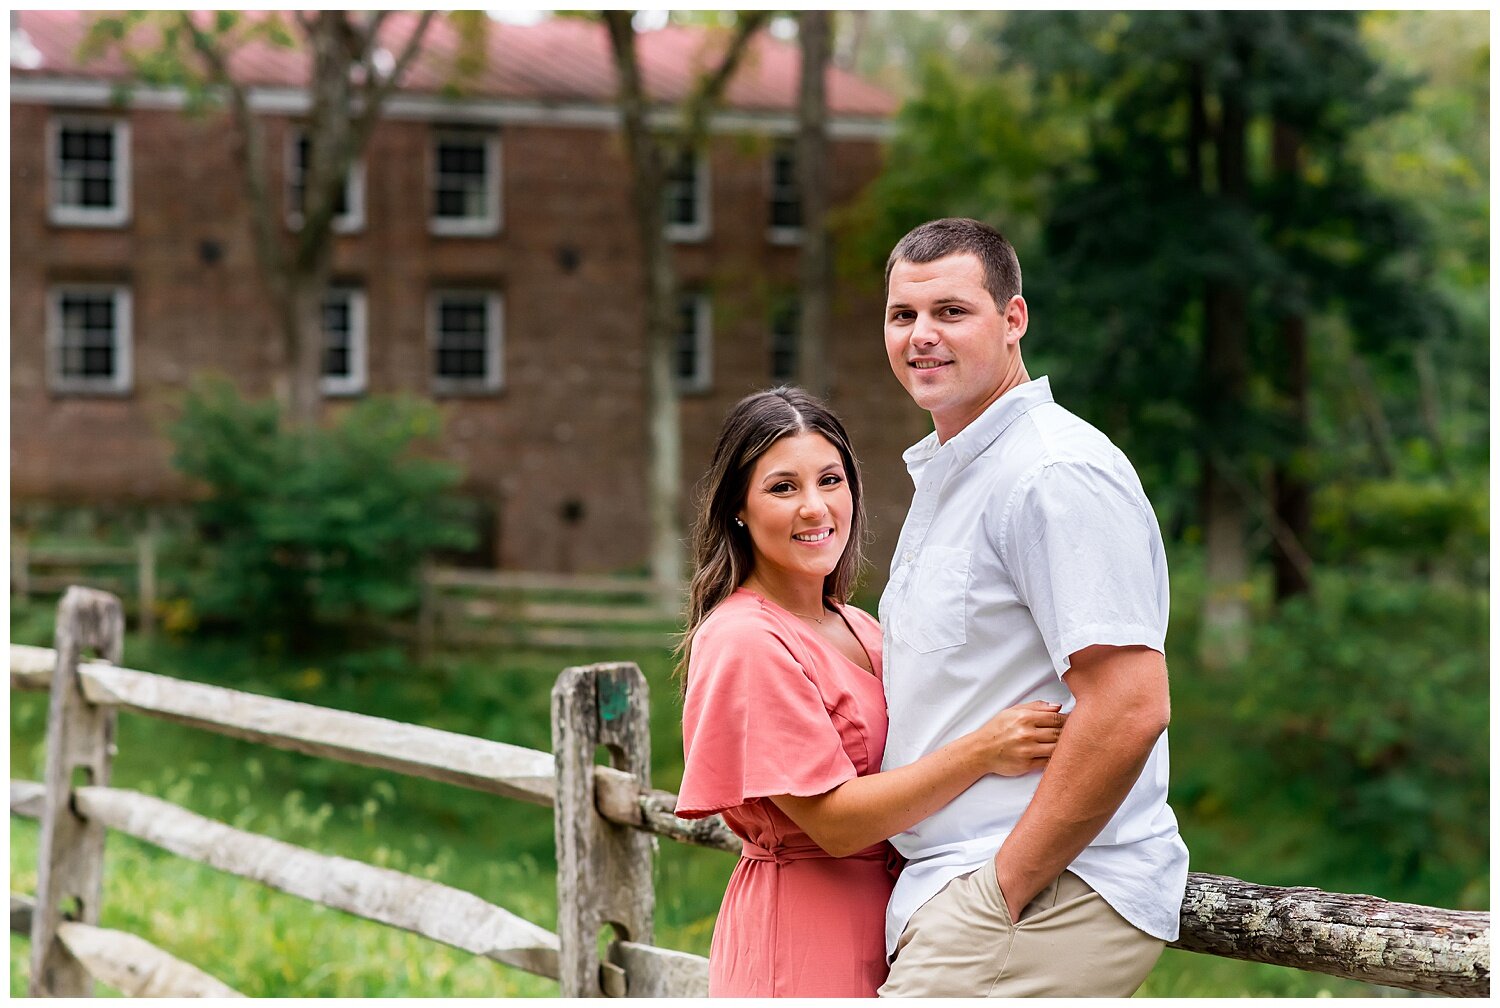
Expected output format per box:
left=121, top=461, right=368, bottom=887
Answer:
left=878, top=865, right=1164, bottom=997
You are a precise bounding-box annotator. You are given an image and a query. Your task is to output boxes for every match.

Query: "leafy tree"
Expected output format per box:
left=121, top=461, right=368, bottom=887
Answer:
left=599, top=10, right=770, bottom=595
left=170, top=378, right=475, bottom=649
left=1355, top=11, right=1490, bottom=469
left=84, top=11, right=484, bottom=426
left=849, top=12, right=1475, bottom=662
left=1013, top=13, right=1451, bottom=656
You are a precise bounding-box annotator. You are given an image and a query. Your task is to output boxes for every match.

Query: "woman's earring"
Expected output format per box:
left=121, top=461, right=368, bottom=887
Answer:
left=734, top=518, right=745, bottom=528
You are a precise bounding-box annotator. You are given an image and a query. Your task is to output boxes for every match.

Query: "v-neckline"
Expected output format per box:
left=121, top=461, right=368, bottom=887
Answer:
left=737, top=588, right=879, bottom=680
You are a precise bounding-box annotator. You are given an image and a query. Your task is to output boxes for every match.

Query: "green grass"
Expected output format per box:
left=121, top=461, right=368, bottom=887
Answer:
left=9, top=599, right=735, bottom=997
left=10, top=587, right=1470, bottom=997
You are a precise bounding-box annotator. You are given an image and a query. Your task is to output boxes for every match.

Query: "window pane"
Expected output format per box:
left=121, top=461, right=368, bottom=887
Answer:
left=435, top=297, right=490, bottom=379
left=769, top=144, right=801, bottom=229
left=434, top=137, right=490, bottom=221
left=771, top=301, right=799, bottom=383
left=438, top=143, right=485, bottom=174
left=79, top=178, right=113, bottom=208
left=675, top=296, right=700, bottom=382
left=60, top=131, right=90, bottom=160
left=81, top=345, right=115, bottom=377
left=663, top=153, right=699, bottom=227
left=56, top=292, right=120, bottom=381
left=322, top=294, right=353, bottom=379
left=56, top=126, right=118, bottom=210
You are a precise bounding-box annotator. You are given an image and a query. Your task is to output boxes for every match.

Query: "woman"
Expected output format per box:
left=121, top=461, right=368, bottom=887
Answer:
left=675, top=388, right=1065, bottom=997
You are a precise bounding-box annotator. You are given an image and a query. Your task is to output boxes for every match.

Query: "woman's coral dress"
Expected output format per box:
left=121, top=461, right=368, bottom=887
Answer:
left=676, top=589, right=898, bottom=997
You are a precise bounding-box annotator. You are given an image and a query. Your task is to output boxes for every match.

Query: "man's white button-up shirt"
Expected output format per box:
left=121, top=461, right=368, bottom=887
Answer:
left=879, top=376, right=1189, bottom=957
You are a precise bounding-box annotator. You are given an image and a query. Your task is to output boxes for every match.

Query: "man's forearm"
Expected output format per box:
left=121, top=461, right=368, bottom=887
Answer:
left=991, top=645, right=1168, bottom=920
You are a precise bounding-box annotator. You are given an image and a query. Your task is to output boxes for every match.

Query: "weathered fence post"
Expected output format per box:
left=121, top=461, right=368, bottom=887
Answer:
left=551, top=663, right=656, bottom=996
left=29, top=586, right=124, bottom=996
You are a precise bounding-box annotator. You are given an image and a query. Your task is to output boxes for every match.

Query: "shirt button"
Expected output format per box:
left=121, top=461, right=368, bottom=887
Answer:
left=903, top=551, right=914, bottom=563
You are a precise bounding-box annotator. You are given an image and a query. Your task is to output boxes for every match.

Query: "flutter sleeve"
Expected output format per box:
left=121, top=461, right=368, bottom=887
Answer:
left=676, top=607, right=857, bottom=819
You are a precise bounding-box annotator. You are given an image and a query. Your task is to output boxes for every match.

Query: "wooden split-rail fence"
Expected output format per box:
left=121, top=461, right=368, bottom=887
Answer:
left=417, top=565, right=680, bottom=655
left=12, top=535, right=158, bottom=633
left=9, top=587, right=1491, bottom=997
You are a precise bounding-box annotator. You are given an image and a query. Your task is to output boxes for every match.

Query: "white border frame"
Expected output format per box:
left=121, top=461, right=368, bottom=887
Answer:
left=664, top=149, right=711, bottom=244
left=285, top=128, right=366, bottom=234
left=319, top=286, right=368, bottom=397
left=429, top=290, right=504, bottom=394
left=47, top=115, right=131, bottom=228
left=429, top=128, right=503, bottom=237
left=47, top=284, right=133, bottom=395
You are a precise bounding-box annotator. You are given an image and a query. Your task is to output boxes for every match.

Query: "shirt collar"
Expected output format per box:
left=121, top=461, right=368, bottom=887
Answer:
left=903, top=376, right=1054, bottom=476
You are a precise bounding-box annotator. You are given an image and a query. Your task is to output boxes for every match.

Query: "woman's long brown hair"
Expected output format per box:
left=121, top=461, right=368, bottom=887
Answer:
left=674, top=386, right=868, bottom=688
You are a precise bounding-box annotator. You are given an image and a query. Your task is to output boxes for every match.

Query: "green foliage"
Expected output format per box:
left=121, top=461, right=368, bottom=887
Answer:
left=848, top=11, right=1486, bottom=546
left=8, top=611, right=726, bottom=997
left=1170, top=565, right=1488, bottom=906
left=13, top=589, right=1453, bottom=997
left=81, top=11, right=296, bottom=114
left=838, top=54, right=1064, bottom=278
left=169, top=377, right=474, bottom=645
left=1314, top=475, right=1488, bottom=562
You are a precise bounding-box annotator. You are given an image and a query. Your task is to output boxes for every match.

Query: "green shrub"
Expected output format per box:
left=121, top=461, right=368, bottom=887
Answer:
left=1177, top=567, right=1488, bottom=907
left=1314, top=475, right=1487, bottom=563
left=170, top=378, right=475, bottom=647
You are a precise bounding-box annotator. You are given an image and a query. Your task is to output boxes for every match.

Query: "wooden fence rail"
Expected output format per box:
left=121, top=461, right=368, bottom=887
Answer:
left=9, top=588, right=1490, bottom=997
left=417, top=565, right=678, bottom=655
left=12, top=535, right=158, bottom=633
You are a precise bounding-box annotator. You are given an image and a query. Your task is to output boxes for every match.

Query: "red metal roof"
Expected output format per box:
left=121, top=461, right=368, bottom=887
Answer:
left=12, top=10, right=896, bottom=119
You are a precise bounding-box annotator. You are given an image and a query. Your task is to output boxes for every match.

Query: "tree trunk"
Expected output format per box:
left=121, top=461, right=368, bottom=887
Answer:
left=1347, top=354, right=1398, bottom=477
left=176, top=11, right=436, bottom=429
left=1413, top=340, right=1453, bottom=480
left=288, top=274, right=329, bottom=428
left=795, top=11, right=832, bottom=397
left=1198, top=70, right=1251, bottom=668
left=1270, top=122, right=1312, bottom=601
left=604, top=14, right=684, bottom=600
left=604, top=13, right=766, bottom=599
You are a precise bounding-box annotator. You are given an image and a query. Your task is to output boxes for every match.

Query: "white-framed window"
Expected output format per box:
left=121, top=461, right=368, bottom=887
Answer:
left=47, top=285, right=132, bottom=394
left=431, top=128, right=502, bottom=236
left=286, top=130, right=364, bottom=233
left=320, top=287, right=367, bottom=396
left=675, top=292, right=712, bottom=394
left=431, top=291, right=503, bottom=394
left=767, top=140, right=802, bottom=244
left=48, top=116, right=130, bottom=227
left=663, top=148, right=709, bottom=242
left=770, top=297, right=799, bottom=384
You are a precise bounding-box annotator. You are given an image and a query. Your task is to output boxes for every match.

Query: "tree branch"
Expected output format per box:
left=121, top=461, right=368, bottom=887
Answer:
left=352, top=10, right=436, bottom=151
left=177, top=12, right=287, bottom=289
left=675, top=12, right=769, bottom=156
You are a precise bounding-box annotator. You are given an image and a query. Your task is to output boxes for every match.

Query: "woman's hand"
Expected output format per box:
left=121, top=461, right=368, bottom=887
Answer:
left=970, top=700, right=1067, bottom=776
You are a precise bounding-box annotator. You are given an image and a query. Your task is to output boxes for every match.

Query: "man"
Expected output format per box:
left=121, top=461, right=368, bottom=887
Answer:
left=876, top=218, right=1188, bottom=997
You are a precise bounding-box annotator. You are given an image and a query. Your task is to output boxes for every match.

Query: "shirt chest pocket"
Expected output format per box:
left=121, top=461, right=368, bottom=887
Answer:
left=895, top=546, right=971, bottom=653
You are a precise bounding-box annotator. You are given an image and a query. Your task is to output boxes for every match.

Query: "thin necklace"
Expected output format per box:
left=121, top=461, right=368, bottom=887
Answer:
left=747, top=585, right=828, bottom=624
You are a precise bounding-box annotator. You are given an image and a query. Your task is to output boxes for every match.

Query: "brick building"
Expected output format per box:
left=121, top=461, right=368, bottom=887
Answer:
left=11, top=11, right=928, bottom=579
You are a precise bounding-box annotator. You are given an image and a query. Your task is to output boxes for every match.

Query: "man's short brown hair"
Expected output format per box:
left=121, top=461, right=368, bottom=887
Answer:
left=885, top=218, right=1023, bottom=310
